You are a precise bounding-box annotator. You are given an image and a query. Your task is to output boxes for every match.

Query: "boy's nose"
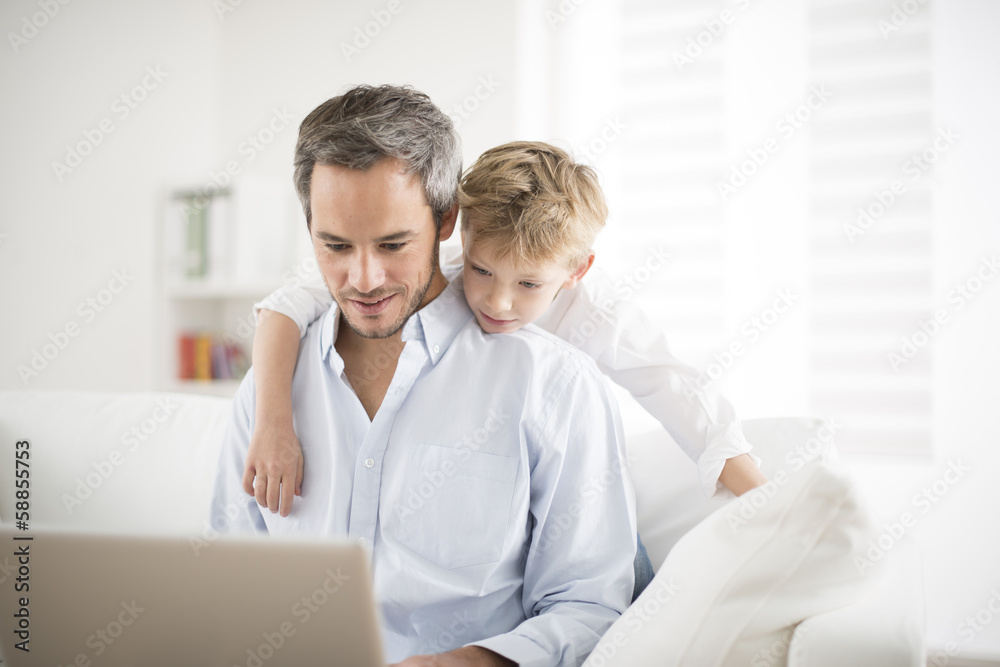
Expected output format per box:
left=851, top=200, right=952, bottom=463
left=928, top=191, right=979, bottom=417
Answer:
left=485, top=288, right=512, bottom=314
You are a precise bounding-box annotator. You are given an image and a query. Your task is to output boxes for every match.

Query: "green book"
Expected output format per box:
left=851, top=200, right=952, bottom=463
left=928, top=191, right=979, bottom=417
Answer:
left=184, top=198, right=208, bottom=278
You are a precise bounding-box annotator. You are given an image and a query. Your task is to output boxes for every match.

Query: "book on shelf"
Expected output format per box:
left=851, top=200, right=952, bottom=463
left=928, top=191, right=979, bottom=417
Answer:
left=193, top=335, right=212, bottom=380
left=177, top=332, right=249, bottom=381
left=166, top=178, right=304, bottom=287
left=166, top=189, right=232, bottom=283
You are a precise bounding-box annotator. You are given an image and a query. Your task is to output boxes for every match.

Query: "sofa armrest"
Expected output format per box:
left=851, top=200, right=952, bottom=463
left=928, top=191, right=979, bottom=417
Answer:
left=0, top=390, right=232, bottom=533
left=788, top=537, right=925, bottom=667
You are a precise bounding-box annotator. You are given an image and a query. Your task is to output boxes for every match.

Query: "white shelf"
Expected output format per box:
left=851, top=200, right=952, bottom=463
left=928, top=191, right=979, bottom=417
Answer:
left=157, top=182, right=307, bottom=395
left=165, top=281, right=277, bottom=300
left=166, top=379, right=244, bottom=397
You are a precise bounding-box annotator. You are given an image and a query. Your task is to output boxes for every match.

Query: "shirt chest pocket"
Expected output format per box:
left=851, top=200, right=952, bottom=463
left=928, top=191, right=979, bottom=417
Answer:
left=394, top=444, right=518, bottom=570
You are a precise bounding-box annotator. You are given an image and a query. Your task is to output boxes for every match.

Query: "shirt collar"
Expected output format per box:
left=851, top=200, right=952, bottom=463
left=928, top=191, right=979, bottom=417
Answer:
left=318, top=301, right=344, bottom=373
left=317, top=272, right=472, bottom=368
left=411, top=272, right=472, bottom=365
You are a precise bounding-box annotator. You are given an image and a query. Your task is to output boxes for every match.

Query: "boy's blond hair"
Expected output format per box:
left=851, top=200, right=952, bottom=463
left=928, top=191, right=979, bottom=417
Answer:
left=458, top=141, right=607, bottom=269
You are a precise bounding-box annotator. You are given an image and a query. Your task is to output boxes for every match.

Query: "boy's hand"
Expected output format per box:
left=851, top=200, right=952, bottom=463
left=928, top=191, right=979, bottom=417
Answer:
left=718, top=453, right=768, bottom=496
left=242, top=422, right=303, bottom=517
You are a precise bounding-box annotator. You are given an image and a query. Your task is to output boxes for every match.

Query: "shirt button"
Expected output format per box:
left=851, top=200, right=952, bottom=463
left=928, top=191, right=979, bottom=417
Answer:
left=364, top=457, right=375, bottom=469
left=433, top=344, right=440, bottom=354
left=358, top=537, right=367, bottom=546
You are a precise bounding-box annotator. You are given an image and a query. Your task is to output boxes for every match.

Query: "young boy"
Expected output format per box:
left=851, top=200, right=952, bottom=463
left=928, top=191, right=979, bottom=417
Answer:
left=244, top=140, right=766, bottom=535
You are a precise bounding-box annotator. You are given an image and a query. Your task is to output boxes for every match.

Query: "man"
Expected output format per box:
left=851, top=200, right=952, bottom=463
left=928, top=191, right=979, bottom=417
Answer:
left=209, top=85, right=636, bottom=667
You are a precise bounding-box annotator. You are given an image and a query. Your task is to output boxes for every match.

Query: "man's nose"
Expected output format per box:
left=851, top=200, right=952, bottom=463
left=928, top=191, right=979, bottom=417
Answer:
left=348, top=251, right=386, bottom=294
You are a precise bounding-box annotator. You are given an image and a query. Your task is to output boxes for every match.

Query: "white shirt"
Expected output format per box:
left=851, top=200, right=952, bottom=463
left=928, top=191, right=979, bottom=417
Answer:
left=213, top=274, right=637, bottom=666
left=256, top=251, right=756, bottom=496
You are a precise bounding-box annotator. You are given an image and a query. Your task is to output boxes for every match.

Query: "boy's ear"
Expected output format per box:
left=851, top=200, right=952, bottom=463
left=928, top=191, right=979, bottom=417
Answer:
left=438, top=203, right=459, bottom=242
left=561, top=252, right=595, bottom=290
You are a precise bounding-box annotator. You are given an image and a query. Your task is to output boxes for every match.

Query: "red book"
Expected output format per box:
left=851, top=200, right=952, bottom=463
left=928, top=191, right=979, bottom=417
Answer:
left=178, top=333, right=195, bottom=380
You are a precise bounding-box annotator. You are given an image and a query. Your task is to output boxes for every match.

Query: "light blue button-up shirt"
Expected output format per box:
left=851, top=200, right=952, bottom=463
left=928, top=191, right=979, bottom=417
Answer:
left=209, top=274, right=636, bottom=667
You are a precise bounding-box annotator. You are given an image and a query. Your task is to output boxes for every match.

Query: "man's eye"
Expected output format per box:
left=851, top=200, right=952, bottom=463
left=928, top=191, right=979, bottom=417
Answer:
left=382, top=243, right=406, bottom=251
left=521, top=282, right=541, bottom=289
left=327, top=244, right=349, bottom=252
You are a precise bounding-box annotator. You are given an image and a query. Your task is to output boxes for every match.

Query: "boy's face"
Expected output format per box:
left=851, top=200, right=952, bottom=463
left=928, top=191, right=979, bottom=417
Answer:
left=462, top=232, right=592, bottom=334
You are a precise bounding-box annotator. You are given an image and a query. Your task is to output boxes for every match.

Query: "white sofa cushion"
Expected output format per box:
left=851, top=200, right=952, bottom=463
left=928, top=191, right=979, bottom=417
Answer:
left=788, top=536, right=925, bottom=667
left=0, top=390, right=231, bottom=533
left=583, top=463, right=879, bottom=667
left=629, top=417, right=839, bottom=571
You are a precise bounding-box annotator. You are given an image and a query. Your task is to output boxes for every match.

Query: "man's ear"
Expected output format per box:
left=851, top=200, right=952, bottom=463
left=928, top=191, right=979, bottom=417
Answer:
left=438, top=203, right=459, bottom=242
left=561, top=252, right=596, bottom=290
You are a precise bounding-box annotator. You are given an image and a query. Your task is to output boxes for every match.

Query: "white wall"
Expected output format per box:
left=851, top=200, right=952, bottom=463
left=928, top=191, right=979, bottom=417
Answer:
left=0, top=0, right=520, bottom=392
left=212, top=0, right=521, bottom=188
left=0, top=0, right=221, bottom=391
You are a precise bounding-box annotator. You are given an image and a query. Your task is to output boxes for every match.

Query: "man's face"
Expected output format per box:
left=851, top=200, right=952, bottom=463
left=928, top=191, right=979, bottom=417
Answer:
left=309, top=159, right=452, bottom=339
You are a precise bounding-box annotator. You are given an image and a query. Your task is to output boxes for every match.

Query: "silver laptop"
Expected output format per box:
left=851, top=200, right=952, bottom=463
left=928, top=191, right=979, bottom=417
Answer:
left=0, top=526, right=385, bottom=667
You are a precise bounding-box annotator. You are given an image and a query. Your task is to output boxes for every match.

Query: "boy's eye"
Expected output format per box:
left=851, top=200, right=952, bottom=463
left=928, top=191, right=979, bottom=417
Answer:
left=520, top=281, right=541, bottom=289
left=472, top=265, right=490, bottom=276
left=382, top=243, right=406, bottom=251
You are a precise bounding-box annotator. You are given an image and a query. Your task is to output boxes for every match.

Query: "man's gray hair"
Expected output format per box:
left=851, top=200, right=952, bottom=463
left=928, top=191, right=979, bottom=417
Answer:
left=293, top=84, right=462, bottom=229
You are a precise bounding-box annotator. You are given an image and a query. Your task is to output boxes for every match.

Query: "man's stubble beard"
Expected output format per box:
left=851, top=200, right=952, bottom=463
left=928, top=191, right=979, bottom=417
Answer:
left=332, top=242, right=441, bottom=340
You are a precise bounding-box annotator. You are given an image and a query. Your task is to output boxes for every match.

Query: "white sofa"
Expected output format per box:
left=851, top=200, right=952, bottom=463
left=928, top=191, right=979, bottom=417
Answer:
left=0, top=390, right=925, bottom=665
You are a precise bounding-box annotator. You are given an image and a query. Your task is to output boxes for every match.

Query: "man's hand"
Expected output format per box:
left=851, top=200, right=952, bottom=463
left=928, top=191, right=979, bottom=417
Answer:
left=389, top=646, right=516, bottom=667
left=241, top=420, right=304, bottom=517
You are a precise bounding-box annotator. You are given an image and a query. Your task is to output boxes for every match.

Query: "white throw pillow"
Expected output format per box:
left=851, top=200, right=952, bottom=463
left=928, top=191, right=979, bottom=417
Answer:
left=626, top=417, right=841, bottom=574
left=583, top=464, right=879, bottom=667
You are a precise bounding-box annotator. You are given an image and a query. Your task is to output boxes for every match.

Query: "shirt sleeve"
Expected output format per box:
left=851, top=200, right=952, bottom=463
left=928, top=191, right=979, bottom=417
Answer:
left=253, top=274, right=333, bottom=339
left=208, top=370, right=269, bottom=534
left=534, top=269, right=759, bottom=497
left=470, top=359, right=636, bottom=667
